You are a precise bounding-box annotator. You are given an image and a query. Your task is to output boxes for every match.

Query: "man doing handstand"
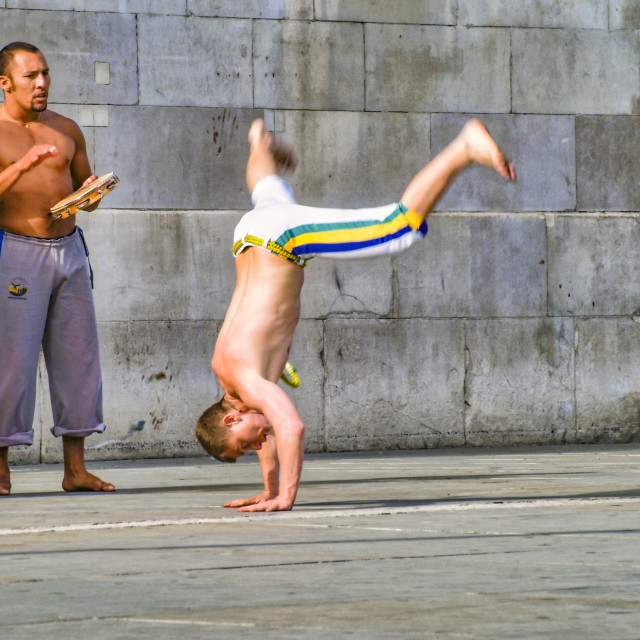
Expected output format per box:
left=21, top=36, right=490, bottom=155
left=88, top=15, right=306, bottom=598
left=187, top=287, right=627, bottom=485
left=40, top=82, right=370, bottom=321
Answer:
left=197, top=118, right=515, bottom=512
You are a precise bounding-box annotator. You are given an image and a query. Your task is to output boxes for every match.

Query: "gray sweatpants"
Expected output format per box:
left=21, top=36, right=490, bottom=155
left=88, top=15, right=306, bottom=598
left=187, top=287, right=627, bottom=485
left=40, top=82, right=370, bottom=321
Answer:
left=0, top=228, right=105, bottom=446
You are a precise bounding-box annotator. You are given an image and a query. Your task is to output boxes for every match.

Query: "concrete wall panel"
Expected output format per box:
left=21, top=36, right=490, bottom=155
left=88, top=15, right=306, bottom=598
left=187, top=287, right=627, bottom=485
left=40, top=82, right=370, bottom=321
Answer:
left=254, top=20, right=364, bottom=111
left=465, top=318, right=575, bottom=446
left=610, top=0, right=640, bottom=29
left=189, top=0, right=313, bottom=19
left=300, top=256, right=394, bottom=319
left=315, top=0, right=455, bottom=25
left=0, top=10, right=137, bottom=105
left=365, top=25, right=510, bottom=113
left=576, top=319, right=640, bottom=443
left=513, top=29, right=640, bottom=115
left=280, top=110, right=431, bottom=208
left=139, top=16, right=253, bottom=108
left=4, top=3, right=640, bottom=461
left=93, top=107, right=259, bottom=209
left=41, top=320, right=218, bottom=462
left=576, top=116, right=640, bottom=212
left=324, top=319, right=466, bottom=451
left=458, top=0, right=608, bottom=29
left=77, top=210, right=239, bottom=322
left=396, top=213, right=547, bottom=318
left=286, top=320, right=325, bottom=451
left=431, top=114, right=575, bottom=212
left=7, top=0, right=186, bottom=13
left=548, top=214, right=640, bottom=317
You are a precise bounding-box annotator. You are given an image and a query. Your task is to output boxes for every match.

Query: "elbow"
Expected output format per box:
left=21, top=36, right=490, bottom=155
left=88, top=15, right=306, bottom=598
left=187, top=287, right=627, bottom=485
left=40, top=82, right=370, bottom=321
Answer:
left=290, top=420, right=305, bottom=442
left=281, top=419, right=305, bottom=442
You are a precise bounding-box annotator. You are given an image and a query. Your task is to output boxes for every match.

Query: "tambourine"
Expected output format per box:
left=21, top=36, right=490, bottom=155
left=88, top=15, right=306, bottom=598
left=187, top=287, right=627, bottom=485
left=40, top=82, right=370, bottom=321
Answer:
left=50, top=172, right=119, bottom=220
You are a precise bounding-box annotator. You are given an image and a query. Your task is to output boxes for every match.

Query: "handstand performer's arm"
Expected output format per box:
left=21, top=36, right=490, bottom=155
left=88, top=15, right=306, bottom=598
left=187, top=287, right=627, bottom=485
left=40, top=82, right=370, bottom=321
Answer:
left=236, top=374, right=304, bottom=512
left=224, top=434, right=280, bottom=508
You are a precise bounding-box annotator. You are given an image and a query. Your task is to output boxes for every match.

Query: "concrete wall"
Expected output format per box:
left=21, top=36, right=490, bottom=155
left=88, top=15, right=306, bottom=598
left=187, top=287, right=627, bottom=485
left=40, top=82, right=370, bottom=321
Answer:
left=2, top=1, right=640, bottom=463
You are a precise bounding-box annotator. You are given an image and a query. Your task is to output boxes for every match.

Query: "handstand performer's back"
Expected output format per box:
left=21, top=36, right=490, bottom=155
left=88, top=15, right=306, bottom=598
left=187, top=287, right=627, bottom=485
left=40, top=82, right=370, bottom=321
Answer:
left=197, top=119, right=515, bottom=512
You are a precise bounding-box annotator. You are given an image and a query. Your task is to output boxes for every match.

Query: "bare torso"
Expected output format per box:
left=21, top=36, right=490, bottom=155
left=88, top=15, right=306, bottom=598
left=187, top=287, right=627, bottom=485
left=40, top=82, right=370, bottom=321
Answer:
left=0, top=110, right=83, bottom=238
left=213, top=247, right=304, bottom=407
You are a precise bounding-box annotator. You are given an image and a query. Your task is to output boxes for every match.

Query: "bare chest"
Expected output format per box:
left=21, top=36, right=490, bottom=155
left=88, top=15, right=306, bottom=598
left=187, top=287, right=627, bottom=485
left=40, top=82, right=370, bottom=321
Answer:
left=0, top=122, right=75, bottom=172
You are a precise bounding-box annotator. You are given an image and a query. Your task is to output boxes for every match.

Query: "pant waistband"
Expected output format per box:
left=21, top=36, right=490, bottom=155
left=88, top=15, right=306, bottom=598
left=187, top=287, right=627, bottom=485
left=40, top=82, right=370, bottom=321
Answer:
left=0, top=227, right=79, bottom=246
left=233, top=234, right=307, bottom=267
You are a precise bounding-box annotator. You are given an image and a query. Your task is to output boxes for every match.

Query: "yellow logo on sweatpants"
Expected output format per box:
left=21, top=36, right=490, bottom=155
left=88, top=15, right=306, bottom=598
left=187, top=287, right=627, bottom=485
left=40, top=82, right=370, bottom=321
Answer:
left=9, top=279, right=28, bottom=297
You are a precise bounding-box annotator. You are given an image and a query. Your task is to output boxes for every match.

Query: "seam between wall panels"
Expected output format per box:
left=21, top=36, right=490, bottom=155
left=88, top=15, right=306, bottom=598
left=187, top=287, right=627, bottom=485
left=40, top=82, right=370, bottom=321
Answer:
left=322, top=319, right=328, bottom=452
left=463, top=321, right=469, bottom=446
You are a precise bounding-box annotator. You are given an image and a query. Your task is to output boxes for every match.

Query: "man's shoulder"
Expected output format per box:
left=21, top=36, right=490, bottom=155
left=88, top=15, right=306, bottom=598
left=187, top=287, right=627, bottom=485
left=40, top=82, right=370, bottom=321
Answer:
left=41, top=109, right=81, bottom=131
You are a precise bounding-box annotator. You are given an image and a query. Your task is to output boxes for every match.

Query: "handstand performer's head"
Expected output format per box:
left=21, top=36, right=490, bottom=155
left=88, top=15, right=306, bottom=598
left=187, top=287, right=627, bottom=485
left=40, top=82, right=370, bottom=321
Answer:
left=196, top=395, right=270, bottom=463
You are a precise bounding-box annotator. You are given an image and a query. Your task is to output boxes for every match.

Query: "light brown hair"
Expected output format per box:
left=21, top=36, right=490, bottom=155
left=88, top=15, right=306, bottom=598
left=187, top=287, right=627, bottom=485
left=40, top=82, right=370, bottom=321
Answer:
left=195, top=396, right=236, bottom=463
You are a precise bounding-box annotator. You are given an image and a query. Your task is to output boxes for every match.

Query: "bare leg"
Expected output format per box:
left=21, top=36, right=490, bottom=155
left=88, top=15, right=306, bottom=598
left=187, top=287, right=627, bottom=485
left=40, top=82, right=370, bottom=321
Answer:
left=401, top=119, right=515, bottom=220
left=246, top=119, right=298, bottom=194
left=61, top=436, right=115, bottom=492
left=0, top=447, right=10, bottom=495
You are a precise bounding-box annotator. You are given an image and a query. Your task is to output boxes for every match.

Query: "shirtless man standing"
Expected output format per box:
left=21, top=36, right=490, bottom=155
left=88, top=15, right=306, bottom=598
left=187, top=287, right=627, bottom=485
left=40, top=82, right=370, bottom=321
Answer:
left=196, top=117, right=515, bottom=512
left=0, top=42, right=114, bottom=494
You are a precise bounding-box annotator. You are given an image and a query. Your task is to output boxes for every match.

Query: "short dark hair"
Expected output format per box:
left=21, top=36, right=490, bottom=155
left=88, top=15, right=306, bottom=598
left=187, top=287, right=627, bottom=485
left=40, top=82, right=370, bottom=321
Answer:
left=0, top=42, right=41, bottom=78
left=195, top=396, right=237, bottom=463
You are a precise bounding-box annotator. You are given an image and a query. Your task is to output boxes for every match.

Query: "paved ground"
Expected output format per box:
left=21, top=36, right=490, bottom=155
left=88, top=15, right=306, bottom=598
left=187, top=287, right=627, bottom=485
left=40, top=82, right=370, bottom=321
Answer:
left=1, top=444, right=639, bottom=639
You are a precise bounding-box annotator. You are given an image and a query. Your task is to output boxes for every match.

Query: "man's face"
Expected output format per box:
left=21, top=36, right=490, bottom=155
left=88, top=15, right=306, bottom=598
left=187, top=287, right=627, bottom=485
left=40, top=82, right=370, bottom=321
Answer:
left=1, top=50, right=50, bottom=112
left=224, top=410, right=271, bottom=460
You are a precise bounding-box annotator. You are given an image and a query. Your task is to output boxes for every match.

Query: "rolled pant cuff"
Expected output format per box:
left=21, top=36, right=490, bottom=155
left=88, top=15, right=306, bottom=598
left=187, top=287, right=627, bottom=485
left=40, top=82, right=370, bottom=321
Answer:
left=0, top=430, right=34, bottom=447
left=50, top=423, right=106, bottom=438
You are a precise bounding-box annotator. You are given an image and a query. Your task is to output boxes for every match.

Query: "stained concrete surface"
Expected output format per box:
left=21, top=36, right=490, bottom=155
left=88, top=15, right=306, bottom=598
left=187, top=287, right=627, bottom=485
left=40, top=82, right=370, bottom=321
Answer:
left=1, top=445, right=639, bottom=639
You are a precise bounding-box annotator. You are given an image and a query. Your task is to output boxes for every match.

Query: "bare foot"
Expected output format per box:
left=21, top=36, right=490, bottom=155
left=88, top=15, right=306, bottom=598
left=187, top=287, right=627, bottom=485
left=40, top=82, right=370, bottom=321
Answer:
left=248, top=119, right=298, bottom=174
left=461, top=119, right=516, bottom=181
left=62, top=470, right=115, bottom=492
left=0, top=448, right=10, bottom=496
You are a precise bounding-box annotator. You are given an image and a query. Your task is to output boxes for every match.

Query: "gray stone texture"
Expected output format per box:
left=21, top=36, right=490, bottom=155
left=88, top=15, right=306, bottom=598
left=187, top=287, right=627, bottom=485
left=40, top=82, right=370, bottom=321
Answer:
left=92, top=107, right=260, bottom=210
left=324, top=319, right=466, bottom=450
left=458, top=0, right=608, bottom=29
left=576, top=319, right=640, bottom=443
left=300, top=256, right=394, bottom=319
left=76, top=210, right=239, bottom=322
left=365, top=25, right=510, bottom=113
left=7, top=0, right=186, bottom=13
left=3, top=449, right=640, bottom=640
left=396, top=213, right=547, bottom=318
left=576, top=116, right=640, bottom=212
left=315, top=0, right=456, bottom=24
left=431, top=114, right=575, bottom=212
left=512, top=29, right=640, bottom=115
left=253, top=20, right=365, bottom=110
left=610, top=0, right=640, bottom=29
left=3, top=3, right=640, bottom=460
left=285, top=320, right=325, bottom=451
left=548, top=214, right=640, bottom=317
left=189, top=0, right=313, bottom=19
left=0, top=10, right=137, bottom=104
left=138, top=15, right=253, bottom=108
left=280, top=110, right=431, bottom=208
left=41, top=320, right=217, bottom=462
left=465, top=318, right=575, bottom=446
